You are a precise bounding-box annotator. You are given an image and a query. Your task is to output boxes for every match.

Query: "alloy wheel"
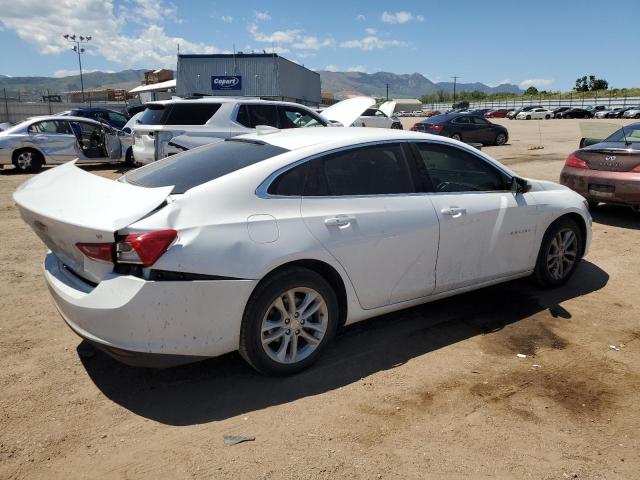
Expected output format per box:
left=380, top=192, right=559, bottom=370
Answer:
left=546, top=228, right=578, bottom=280
left=260, top=287, right=328, bottom=364
left=16, top=151, right=32, bottom=170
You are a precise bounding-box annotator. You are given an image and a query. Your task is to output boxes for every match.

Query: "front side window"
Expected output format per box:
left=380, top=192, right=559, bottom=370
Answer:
left=236, top=105, right=279, bottom=128
left=454, top=116, right=470, bottom=124
left=362, top=109, right=377, bottom=117
left=414, top=142, right=508, bottom=193
left=471, top=116, right=489, bottom=125
left=107, top=112, right=128, bottom=129
left=278, top=107, right=325, bottom=128
left=28, top=120, right=72, bottom=134
left=306, top=143, right=414, bottom=196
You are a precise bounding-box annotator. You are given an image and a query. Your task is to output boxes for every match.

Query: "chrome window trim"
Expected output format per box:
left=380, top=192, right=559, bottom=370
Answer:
left=256, top=138, right=515, bottom=199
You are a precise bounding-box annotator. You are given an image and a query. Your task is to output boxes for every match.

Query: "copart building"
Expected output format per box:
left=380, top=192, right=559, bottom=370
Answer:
left=176, top=53, right=321, bottom=105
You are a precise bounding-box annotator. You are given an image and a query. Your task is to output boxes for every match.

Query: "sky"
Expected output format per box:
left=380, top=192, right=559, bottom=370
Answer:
left=0, top=0, right=638, bottom=91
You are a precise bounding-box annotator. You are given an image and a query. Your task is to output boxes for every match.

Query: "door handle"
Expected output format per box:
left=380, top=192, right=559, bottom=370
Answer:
left=440, top=206, right=467, bottom=218
left=324, top=215, right=355, bottom=227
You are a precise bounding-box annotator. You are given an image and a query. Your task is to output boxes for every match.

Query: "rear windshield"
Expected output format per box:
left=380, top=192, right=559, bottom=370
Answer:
left=138, top=103, right=221, bottom=126
left=123, top=139, right=289, bottom=194
left=604, top=125, right=640, bottom=143
left=424, top=114, right=454, bottom=123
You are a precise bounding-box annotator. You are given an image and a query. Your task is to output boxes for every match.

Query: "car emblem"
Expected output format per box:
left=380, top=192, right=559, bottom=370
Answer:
left=605, top=155, right=617, bottom=161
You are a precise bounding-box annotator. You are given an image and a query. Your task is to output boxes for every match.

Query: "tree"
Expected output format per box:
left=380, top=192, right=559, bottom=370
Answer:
left=575, top=74, right=608, bottom=92
left=575, top=76, right=589, bottom=92
left=591, top=78, right=609, bottom=90
left=524, top=86, right=539, bottom=96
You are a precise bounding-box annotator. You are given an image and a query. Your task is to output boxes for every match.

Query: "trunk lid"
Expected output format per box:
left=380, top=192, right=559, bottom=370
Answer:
left=379, top=101, right=397, bottom=118
left=14, top=161, right=172, bottom=283
left=578, top=143, right=640, bottom=172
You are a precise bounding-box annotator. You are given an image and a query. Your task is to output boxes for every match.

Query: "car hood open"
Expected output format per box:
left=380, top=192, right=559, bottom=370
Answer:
left=319, top=96, right=376, bottom=127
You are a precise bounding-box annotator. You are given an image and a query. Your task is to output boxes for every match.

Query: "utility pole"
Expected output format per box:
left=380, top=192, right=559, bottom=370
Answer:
left=452, top=76, right=459, bottom=104
left=63, top=34, right=91, bottom=103
left=386, top=83, right=389, bottom=101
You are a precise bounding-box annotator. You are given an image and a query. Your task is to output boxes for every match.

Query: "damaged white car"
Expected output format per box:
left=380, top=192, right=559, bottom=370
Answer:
left=131, top=96, right=374, bottom=164
left=15, top=128, right=591, bottom=374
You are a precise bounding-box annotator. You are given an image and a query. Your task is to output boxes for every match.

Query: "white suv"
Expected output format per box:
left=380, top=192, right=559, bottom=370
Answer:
left=132, top=97, right=338, bottom=164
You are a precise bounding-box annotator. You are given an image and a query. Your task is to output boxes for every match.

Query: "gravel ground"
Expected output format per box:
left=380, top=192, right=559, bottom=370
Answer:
left=1, top=119, right=639, bottom=479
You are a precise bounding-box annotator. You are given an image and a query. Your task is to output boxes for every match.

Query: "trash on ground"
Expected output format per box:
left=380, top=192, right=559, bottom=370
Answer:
left=516, top=353, right=527, bottom=358
left=609, top=345, right=621, bottom=351
left=532, top=364, right=541, bottom=368
left=223, top=435, right=255, bottom=446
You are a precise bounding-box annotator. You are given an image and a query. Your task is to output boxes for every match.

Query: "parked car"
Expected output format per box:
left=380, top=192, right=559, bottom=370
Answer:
left=485, top=109, right=510, bottom=118
left=605, top=108, right=628, bottom=118
left=584, top=105, right=608, bottom=115
left=353, top=101, right=403, bottom=129
left=594, top=109, right=612, bottom=119
left=14, top=127, right=591, bottom=373
left=411, top=113, right=508, bottom=145
left=560, top=108, right=593, bottom=119
left=553, top=107, right=572, bottom=118
left=0, top=116, right=125, bottom=172
left=468, top=108, right=493, bottom=117
left=57, top=108, right=130, bottom=130
left=516, top=108, right=553, bottom=120
left=425, top=110, right=441, bottom=117
left=132, top=96, right=373, bottom=164
left=507, top=106, right=542, bottom=120
left=560, top=122, right=640, bottom=210
left=622, top=106, right=640, bottom=119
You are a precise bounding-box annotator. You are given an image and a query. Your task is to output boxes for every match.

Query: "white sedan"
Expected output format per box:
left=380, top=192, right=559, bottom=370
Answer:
left=516, top=108, right=554, bottom=120
left=14, top=128, right=591, bottom=374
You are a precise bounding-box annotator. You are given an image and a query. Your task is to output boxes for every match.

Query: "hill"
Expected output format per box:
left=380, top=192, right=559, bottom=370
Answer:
left=318, top=71, right=523, bottom=99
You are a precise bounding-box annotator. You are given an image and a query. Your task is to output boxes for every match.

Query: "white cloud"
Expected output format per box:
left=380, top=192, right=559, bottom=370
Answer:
left=356, top=14, right=366, bottom=21
left=381, top=11, right=424, bottom=24
left=220, top=15, right=233, bottom=23
left=519, top=78, right=554, bottom=89
left=0, top=0, right=219, bottom=68
left=347, top=65, right=366, bottom=73
left=340, top=36, right=407, bottom=51
left=296, top=52, right=315, bottom=59
left=130, top=0, right=178, bottom=23
left=53, top=68, right=113, bottom=78
left=324, top=65, right=338, bottom=72
left=248, top=23, right=300, bottom=44
left=292, top=36, right=335, bottom=50
left=254, top=10, right=271, bottom=21
left=365, top=27, right=377, bottom=35
left=488, top=78, right=513, bottom=87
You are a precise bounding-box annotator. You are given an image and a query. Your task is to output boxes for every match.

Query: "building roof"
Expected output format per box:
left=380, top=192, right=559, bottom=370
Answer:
left=129, top=79, right=176, bottom=93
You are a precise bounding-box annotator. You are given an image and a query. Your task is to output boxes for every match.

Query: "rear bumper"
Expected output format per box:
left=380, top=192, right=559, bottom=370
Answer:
left=560, top=167, right=640, bottom=207
left=44, top=252, right=257, bottom=366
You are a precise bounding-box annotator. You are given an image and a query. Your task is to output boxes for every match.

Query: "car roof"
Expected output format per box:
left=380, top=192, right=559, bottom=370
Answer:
left=21, top=115, right=107, bottom=126
left=146, top=97, right=312, bottom=108
left=236, top=126, right=464, bottom=151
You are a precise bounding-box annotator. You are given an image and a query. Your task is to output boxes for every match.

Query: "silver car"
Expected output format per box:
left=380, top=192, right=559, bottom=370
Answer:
left=0, top=115, right=125, bottom=173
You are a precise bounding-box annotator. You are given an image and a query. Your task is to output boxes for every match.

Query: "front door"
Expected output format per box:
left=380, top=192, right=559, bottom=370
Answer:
left=412, top=141, right=538, bottom=293
left=300, top=142, right=440, bottom=309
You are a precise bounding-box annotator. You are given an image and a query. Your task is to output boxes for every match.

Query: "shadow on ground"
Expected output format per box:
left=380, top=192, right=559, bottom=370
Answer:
left=81, top=260, right=608, bottom=426
left=591, top=204, right=640, bottom=230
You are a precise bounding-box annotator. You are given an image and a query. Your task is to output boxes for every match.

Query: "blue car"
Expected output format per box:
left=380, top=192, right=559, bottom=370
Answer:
left=57, top=108, right=130, bottom=130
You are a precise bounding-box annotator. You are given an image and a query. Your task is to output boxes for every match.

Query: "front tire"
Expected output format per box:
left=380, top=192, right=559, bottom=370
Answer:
left=533, top=217, right=583, bottom=288
left=494, top=132, right=507, bottom=146
left=13, top=149, right=43, bottom=173
left=239, top=267, right=339, bottom=375
left=526, top=115, right=532, bottom=120
left=451, top=133, right=462, bottom=141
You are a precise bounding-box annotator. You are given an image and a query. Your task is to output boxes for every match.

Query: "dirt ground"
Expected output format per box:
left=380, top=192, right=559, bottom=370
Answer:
left=1, top=119, right=639, bottom=480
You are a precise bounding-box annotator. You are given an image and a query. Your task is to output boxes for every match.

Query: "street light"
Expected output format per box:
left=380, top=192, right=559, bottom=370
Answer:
left=63, top=34, right=91, bottom=102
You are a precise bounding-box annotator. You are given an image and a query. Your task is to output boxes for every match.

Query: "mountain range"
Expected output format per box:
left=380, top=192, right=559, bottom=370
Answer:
left=0, top=69, right=522, bottom=99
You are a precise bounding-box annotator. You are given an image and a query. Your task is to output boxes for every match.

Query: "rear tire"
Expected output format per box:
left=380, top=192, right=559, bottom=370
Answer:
left=124, top=147, right=134, bottom=167
left=13, top=149, right=43, bottom=173
left=239, top=267, right=339, bottom=375
left=451, top=133, right=462, bottom=141
left=526, top=115, right=532, bottom=120
left=545, top=114, right=551, bottom=119
left=533, top=217, right=583, bottom=288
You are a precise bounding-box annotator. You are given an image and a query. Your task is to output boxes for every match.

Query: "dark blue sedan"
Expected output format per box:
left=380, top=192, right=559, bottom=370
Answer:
left=411, top=113, right=509, bottom=146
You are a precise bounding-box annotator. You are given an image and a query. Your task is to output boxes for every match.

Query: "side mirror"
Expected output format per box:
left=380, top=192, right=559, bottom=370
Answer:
left=511, top=176, right=531, bottom=194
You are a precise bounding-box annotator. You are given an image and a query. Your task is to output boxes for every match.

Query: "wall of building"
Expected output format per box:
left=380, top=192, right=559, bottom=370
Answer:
left=176, top=54, right=320, bottom=104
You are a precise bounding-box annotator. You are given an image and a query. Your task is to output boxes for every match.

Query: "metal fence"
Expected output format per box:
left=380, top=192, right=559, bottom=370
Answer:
left=421, top=95, right=640, bottom=112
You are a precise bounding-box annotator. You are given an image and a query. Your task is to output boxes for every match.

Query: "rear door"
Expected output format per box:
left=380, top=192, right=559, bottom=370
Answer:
left=469, top=116, right=495, bottom=143
left=412, top=141, right=538, bottom=292
left=27, top=120, right=77, bottom=163
left=300, top=142, right=440, bottom=309
left=451, top=115, right=474, bottom=141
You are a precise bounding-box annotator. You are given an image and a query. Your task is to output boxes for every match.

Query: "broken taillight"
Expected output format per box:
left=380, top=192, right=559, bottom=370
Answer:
left=76, top=243, right=114, bottom=263
left=116, top=230, right=177, bottom=267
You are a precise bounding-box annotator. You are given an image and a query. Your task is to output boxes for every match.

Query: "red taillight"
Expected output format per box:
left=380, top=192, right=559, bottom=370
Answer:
left=117, top=230, right=177, bottom=267
left=630, top=164, right=640, bottom=173
left=76, top=243, right=114, bottom=263
left=565, top=152, right=589, bottom=169
left=428, top=125, right=444, bottom=132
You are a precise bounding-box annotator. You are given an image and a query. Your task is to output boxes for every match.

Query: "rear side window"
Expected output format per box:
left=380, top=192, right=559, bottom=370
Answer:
left=235, top=105, right=279, bottom=128
left=138, top=103, right=221, bottom=126
left=267, top=162, right=310, bottom=195
left=307, top=144, right=414, bottom=196
left=124, top=139, right=288, bottom=194
left=414, top=142, right=508, bottom=192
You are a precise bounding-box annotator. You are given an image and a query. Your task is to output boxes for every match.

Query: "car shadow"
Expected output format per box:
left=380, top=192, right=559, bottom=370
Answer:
left=591, top=204, right=640, bottom=230
left=80, top=260, right=608, bottom=426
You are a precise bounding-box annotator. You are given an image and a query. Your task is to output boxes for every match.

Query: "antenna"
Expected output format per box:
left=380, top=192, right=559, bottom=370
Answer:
left=620, top=123, right=630, bottom=146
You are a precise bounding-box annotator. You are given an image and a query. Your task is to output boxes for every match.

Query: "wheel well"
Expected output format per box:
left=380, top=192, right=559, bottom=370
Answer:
left=259, top=260, right=348, bottom=326
left=12, top=147, right=44, bottom=165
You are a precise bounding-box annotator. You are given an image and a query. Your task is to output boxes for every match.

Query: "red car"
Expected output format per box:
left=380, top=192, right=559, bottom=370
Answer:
left=485, top=109, right=511, bottom=118
left=424, top=110, right=441, bottom=117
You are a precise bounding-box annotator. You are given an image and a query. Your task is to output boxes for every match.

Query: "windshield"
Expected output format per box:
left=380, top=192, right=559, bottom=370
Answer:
left=123, top=139, right=289, bottom=194
left=604, top=125, right=640, bottom=143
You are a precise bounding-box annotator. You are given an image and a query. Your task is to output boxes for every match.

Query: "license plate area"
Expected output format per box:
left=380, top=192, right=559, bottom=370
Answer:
left=589, top=184, right=615, bottom=197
